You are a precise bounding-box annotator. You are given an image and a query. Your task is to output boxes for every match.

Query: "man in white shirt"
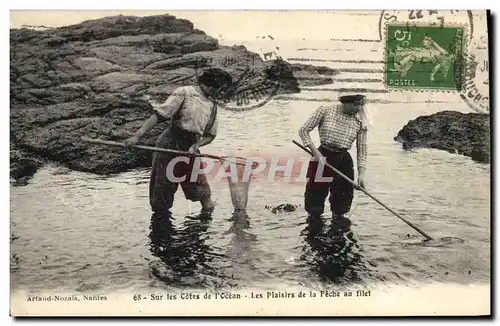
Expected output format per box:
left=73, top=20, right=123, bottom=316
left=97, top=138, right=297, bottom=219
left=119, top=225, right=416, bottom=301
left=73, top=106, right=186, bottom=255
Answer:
left=124, top=68, right=232, bottom=215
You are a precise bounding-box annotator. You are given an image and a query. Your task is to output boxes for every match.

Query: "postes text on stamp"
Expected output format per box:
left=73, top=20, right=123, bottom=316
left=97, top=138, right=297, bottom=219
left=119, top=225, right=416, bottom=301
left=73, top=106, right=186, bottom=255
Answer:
left=384, top=24, right=466, bottom=91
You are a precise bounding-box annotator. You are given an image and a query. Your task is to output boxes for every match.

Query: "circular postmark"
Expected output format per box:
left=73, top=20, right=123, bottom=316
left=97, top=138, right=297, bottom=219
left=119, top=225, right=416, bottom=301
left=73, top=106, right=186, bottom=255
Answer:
left=379, top=10, right=489, bottom=113
left=194, top=46, right=283, bottom=112
left=460, top=36, right=490, bottom=113
left=216, top=62, right=282, bottom=112
left=378, top=10, right=475, bottom=44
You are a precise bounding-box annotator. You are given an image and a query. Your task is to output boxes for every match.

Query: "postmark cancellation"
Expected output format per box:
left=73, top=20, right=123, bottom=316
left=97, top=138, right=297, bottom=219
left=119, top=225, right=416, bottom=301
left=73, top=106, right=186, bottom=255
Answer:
left=380, top=10, right=490, bottom=113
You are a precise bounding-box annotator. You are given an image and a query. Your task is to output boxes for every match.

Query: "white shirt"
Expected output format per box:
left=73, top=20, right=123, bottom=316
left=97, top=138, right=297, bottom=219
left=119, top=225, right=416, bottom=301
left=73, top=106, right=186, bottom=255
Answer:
left=153, top=86, right=217, bottom=137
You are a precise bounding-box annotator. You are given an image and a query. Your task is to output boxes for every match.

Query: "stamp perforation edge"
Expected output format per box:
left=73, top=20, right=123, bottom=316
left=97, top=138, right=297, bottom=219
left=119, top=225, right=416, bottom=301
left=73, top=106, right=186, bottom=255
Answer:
left=382, top=21, right=471, bottom=93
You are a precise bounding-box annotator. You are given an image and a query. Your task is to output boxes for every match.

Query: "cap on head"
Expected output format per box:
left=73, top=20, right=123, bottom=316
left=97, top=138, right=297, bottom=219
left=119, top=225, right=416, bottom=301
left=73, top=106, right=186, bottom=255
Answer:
left=339, top=94, right=366, bottom=104
left=197, top=68, right=233, bottom=89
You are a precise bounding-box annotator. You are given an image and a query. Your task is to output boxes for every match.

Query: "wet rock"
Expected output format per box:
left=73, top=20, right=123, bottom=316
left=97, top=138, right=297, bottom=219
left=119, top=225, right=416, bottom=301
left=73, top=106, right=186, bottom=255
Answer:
left=10, top=14, right=336, bottom=184
left=291, top=63, right=338, bottom=87
left=265, top=203, right=299, bottom=214
left=10, top=146, right=45, bottom=186
left=291, top=63, right=338, bottom=76
left=394, top=111, right=490, bottom=163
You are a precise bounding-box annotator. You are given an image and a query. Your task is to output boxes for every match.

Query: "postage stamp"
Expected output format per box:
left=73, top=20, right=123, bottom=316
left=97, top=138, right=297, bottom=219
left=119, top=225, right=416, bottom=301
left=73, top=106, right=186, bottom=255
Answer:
left=384, top=23, right=466, bottom=91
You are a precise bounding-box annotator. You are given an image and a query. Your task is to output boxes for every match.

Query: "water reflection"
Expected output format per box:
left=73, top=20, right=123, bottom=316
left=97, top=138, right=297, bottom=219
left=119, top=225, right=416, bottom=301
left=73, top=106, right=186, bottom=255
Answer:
left=226, top=210, right=255, bottom=238
left=300, top=215, right=366, bottom=283
left=225, top=210, right=258, bottom=259
left=148, top=211, right=220, bottom=287
left=223, top=209, right=261, bottom=283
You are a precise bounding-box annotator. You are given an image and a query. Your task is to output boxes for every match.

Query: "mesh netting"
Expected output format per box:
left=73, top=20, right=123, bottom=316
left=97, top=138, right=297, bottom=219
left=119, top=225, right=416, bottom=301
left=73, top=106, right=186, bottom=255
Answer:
left=225, top=157, right=256, bottom=211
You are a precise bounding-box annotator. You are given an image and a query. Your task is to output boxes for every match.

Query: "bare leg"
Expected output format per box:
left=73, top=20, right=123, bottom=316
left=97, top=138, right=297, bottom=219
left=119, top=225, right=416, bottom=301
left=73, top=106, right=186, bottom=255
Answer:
left=200, top=195, right=215, bottom=212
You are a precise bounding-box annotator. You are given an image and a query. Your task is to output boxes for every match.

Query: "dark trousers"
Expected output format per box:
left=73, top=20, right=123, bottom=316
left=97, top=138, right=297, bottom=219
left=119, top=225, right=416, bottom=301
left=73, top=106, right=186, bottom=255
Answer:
left=304, top=146, right=354, bottom=216
left=149, top=125, right=211, bottom=214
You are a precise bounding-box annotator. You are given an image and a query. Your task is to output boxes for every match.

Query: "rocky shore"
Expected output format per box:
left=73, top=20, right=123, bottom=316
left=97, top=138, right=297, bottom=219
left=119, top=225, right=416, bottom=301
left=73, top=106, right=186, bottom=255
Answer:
left=394, top=111, right=490, bottom=163
left=10, top=14, right=337, bottom=185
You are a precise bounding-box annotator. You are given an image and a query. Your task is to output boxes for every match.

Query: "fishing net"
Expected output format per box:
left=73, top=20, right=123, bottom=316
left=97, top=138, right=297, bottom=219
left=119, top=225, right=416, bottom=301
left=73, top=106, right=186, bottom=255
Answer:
left=225, top=157, right=257, bottom=211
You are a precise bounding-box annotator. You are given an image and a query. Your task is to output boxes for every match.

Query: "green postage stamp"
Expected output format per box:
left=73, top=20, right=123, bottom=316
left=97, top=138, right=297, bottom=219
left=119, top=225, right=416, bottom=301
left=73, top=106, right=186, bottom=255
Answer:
left=385, top=24, right=466, bottom=91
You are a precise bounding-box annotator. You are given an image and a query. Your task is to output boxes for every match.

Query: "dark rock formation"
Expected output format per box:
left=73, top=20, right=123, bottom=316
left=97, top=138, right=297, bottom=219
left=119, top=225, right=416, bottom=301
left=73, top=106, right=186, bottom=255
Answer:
left=290, top=63, right=338, bottom=87
left=10, top=145, right=45, bottom=186
left=10, top=14, right=336, bottom=185
left=394, top=111, right=490, bottom=163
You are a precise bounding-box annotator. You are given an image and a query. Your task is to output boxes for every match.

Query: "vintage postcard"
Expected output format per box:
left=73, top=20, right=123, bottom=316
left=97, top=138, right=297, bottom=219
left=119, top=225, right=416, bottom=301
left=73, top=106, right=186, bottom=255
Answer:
left=9, top=10, right=491, bottom=316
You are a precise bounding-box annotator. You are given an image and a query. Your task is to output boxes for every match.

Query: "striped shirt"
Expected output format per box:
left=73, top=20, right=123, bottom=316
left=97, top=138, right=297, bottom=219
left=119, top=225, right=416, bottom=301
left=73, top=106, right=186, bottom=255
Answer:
left=299, top=105, right=368, bottom=170
left=153, top=86, right=217, bottom=137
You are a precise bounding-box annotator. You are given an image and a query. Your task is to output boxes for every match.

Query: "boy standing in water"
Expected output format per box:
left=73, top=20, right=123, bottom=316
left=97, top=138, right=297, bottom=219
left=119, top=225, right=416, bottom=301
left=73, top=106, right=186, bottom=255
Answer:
left=298, top=94, right=368, bottom=217
left=124, top=68, right=232, bottom=215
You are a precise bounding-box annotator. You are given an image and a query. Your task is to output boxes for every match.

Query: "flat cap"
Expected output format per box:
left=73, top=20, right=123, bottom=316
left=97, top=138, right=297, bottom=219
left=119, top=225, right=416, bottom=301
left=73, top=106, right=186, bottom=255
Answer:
left=339, top=94, right=366, bottom=103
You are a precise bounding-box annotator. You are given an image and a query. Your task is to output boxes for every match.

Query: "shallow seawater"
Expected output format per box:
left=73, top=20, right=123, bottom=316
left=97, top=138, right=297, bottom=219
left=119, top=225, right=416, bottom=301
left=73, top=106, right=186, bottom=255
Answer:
left=10, top=41, right=491, bottom=294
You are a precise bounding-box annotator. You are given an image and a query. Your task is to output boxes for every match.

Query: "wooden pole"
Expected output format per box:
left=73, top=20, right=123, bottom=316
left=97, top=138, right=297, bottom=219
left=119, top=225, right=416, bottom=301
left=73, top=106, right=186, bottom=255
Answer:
left=292, top=140, right=433, bottom=241
left=81, top=137, right=248, bottom=166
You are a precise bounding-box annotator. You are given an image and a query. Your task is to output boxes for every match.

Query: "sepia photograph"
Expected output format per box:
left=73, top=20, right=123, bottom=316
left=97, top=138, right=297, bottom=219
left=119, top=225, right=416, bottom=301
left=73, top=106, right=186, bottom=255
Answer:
left=9, top=9, right=491, bottom=316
